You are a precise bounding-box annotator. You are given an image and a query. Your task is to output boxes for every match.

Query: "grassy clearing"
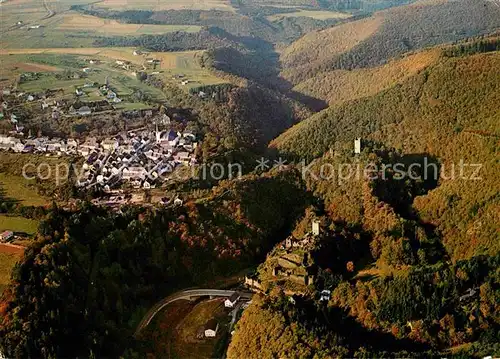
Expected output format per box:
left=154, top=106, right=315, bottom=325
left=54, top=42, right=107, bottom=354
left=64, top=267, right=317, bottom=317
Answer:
left=139, top=300, right=194, bottom=358
left=154, top=51, right=229, bottom=90
left=0, top=215, right=39, bottom=235
left=0, top=0, right=203, bottom=49
left=0, top=252, right=21, bottom=294
left=140, top=299, right=230, bottom=359
left=268, top=9, right=352, bottom=21
left=0, top=152, right=74, bottom=196
left=177, top=299, right=225, bottom=341
left=175, top=299, right=229, bottom=359
left=0, top=173, right=49, bottom=207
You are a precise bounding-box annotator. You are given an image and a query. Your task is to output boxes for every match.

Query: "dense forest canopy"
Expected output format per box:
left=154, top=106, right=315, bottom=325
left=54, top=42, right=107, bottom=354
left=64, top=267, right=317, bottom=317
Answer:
left=235, top=0, right=418, bottom=12
left=272, top=47, right=500, bottom=261
left=0, top=0, right=499, bottom=357
left=76, top=5, right=345, bottom=45
left=281, top=0, right=500, bottom=84
left=229, top=254, right=500, bottom=358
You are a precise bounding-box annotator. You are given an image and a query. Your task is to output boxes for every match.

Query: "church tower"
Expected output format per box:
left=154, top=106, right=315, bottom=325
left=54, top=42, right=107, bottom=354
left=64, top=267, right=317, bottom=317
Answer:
left=354, top=138, right=362, bottom=154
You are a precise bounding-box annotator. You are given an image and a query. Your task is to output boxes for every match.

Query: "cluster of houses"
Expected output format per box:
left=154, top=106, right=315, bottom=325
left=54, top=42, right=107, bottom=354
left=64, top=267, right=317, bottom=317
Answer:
left=98, top=84, right=122, bottom=104
left=74, top=81, right=125, bottom=110
left=0, top=134, right=78, bottom=154
left=244, top=275, right=263, bottom=292
left=76, top=126, right=198, bottom=190
left=1, top=83, right=98, bottom=127
left=113, top=50, right=160, bottom=72
left=1, top=88, right=65, bottom=131
left=0, top=125, right=199, bottom=190
left=0, top=231, right=14, bottom=243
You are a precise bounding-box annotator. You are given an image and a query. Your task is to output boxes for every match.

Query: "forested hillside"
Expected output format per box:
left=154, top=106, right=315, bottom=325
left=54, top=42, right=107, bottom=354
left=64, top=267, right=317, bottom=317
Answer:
left=2, top=0, right=499, bottom=357
left=93, top=28, right=243, bottom=51
left=281, top=0, right=500, bottom=84
left=293, top=47, right=441, bottom=105
left=272, top=47, right=500, bottom=261
left=77, top=6, right=344, bottom=45
left=229, top=254, right=500, bottom=358
left=0, top=170, right=312, bottom=358
left=236, top=0, right=418, bottom=12
left=292, top=36, right=500, bottom=106
left=159, top=78, right=311, bottom=151
left=231, top=56, right=500, bottom=353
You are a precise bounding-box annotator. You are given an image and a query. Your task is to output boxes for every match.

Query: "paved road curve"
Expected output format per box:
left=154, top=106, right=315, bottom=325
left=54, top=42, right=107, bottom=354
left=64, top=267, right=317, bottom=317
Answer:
left=134, top=289, right=253, bottom=336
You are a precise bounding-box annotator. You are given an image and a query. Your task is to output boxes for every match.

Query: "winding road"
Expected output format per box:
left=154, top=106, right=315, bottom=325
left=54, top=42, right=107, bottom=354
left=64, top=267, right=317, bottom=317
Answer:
left=489, top=0, right=500, bottom=8
left=134, top=289, right=253, bottom=336
left=41, top=0, right=55, bottom=20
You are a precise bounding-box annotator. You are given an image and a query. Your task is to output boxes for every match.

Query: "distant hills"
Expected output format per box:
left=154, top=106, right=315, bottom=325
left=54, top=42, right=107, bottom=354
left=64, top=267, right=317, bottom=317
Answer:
left=237, top=0, right=419, bottom=12
left=293, top=48, right=442, bottom=105
left=281, top=0, right=500, bottom=84
left=272, top=39, right=500, bottom=260
left=227, top=23, right=500, bottom=357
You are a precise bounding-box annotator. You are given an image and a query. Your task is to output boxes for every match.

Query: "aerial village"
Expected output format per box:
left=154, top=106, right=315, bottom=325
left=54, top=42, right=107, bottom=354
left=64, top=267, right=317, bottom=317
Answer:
left=76, top=125, right=198, bottom=190
left=0, top=122, right=198, bottom=191
left=0, top=51, right=201, bottom=192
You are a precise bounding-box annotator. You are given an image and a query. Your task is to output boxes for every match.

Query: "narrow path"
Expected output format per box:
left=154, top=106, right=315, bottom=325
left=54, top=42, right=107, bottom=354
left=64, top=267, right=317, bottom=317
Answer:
left=41, top=0, right=55, bottom=20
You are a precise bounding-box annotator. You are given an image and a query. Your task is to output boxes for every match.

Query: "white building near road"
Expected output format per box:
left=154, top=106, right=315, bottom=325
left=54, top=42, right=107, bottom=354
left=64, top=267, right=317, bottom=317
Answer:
left=225, top=292, right=241, bottom=308
left=122, top=166, right=147, bottom=181
left=0, top=231, right=14, bottom=242
left=204, top=319, right=219, bottom=338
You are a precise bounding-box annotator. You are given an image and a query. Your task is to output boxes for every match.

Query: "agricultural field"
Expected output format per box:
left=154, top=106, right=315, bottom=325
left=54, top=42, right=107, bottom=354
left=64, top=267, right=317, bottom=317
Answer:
left=0, top=57, right=60, bottom=87
left=0, top=215, right=39, bottom=235
left=0, top=0, right=202, bottom=49
left=0, top=173, right=49, bottom=207
left=154, top=51, right=229, bottom=90
left=267, top=9, right=352, bottom=21
left=0, top=50, right=167, bottom=109
left=1, top=0, right=229, bottom=90
left=55, top=13, right=201, bottom=36
left=93, top=0, right=235, bottom=11
left=1, top=0, right=94, bottom=48
left=1, top=15, right=201, bottom=49
left=0, top=48, right=228, bottom=93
